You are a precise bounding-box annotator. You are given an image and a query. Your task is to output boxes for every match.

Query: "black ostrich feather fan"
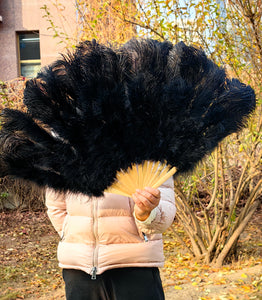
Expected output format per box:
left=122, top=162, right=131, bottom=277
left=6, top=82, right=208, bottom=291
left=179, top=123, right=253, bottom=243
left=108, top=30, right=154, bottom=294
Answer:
left=0, top=38, right=256, bottom=197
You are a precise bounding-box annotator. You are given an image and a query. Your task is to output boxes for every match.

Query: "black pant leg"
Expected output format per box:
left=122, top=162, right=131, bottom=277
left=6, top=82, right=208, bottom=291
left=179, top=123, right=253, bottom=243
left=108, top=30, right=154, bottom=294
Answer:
left=105, top=267, right=165, bottom=300
left=62, top=269, right=110, bottom=300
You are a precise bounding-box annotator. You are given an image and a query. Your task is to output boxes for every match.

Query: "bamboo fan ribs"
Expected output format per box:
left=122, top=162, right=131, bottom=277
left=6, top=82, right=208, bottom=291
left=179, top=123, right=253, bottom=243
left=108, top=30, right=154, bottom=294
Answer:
left=0, top=38, right=256, bottom=197
left=105, top=161, right=177, bottom=197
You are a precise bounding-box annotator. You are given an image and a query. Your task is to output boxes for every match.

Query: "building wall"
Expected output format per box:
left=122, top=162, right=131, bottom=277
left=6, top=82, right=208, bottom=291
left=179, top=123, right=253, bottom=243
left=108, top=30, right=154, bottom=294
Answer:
left=0, top=0, right=77, bottom=81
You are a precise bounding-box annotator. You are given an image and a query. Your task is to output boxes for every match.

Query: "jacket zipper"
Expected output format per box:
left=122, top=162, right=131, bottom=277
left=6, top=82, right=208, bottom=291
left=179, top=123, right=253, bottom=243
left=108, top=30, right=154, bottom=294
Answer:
left=91, top=266, right=97, bottom=280
left=91, top=197, right=99, bottom=280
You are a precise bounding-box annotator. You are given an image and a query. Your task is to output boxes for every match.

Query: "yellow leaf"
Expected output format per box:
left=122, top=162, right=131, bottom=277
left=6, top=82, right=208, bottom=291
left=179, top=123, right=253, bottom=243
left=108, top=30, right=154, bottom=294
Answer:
left=241, top=285, right=252, bottom=292
left=192, top=282, right=198, bottom=286
left=174, top=285, right=183, bottom=290
left=241, top=273, right=248, bottom=278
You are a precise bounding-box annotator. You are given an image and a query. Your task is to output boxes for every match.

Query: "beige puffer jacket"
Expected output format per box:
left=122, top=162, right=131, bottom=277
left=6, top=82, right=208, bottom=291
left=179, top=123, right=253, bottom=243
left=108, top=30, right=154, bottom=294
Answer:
left=45, top=177, right=176, bottom=279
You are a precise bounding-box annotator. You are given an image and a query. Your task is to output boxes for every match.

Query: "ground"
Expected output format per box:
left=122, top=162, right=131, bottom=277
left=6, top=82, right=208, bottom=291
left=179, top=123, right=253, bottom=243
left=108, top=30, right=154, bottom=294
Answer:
left=0, top=210, right=261, bottom=300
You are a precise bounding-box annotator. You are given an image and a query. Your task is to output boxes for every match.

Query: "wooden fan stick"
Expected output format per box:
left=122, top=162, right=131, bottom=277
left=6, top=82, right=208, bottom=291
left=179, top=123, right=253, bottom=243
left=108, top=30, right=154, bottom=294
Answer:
left=137, top=164, right=144, bottom=189
left=151, top=166, right=177, bottom=189
left=105, top=161, right=177, bottom=197
left=113, top=171, right=135, bottom=196
left=142, top=161, right=151, bottom=187
left=146, top=162, right=167, bottom=187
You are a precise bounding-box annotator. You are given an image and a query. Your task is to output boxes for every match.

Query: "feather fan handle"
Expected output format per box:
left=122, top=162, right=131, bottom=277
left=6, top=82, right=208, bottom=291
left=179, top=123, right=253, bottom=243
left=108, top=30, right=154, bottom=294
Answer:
left=105, top=161, right=177, bottom=197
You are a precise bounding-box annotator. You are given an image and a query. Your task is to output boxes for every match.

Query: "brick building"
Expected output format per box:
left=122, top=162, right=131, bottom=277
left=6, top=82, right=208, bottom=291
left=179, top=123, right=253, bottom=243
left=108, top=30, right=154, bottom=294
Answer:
left=0, top=0, right=77, bottom=81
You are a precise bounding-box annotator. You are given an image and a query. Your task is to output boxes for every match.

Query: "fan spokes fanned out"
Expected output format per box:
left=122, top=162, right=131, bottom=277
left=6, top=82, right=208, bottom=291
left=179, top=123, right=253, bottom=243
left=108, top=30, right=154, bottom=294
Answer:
left=105, top=161, right=177, bottom=197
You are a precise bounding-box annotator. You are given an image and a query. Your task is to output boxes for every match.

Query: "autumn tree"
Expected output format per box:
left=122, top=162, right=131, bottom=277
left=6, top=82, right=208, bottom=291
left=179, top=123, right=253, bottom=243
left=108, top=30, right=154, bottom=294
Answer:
left=75, top=0, right=136, bottom=45
left=41, top=0, right=137, bottom=46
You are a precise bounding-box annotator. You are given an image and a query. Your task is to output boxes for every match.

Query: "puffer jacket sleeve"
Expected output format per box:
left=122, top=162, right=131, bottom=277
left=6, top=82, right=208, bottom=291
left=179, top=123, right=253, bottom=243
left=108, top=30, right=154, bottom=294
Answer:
left=134, top=176, right=176, bottom=235
left=45, top=188, right=67, bottom=237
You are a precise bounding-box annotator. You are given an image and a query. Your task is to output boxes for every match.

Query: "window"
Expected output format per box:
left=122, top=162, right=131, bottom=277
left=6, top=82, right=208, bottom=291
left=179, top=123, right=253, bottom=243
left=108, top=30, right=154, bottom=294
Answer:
left=18, top=32, right=41, bottom=78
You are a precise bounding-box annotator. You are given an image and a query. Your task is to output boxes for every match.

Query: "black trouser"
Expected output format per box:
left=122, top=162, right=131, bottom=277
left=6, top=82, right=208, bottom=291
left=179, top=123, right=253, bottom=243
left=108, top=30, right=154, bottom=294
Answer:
left=62, top=267, right=165, bottom=300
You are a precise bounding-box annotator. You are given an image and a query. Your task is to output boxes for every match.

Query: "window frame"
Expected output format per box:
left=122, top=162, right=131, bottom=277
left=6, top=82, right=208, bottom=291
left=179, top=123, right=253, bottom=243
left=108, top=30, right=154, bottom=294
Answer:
left=17, top=31, right=41, bottom=78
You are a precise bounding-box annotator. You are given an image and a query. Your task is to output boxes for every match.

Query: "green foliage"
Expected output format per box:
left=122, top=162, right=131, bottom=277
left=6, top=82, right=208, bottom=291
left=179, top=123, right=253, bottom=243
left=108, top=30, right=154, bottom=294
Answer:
left=40, top=4, right=73, bottom=46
